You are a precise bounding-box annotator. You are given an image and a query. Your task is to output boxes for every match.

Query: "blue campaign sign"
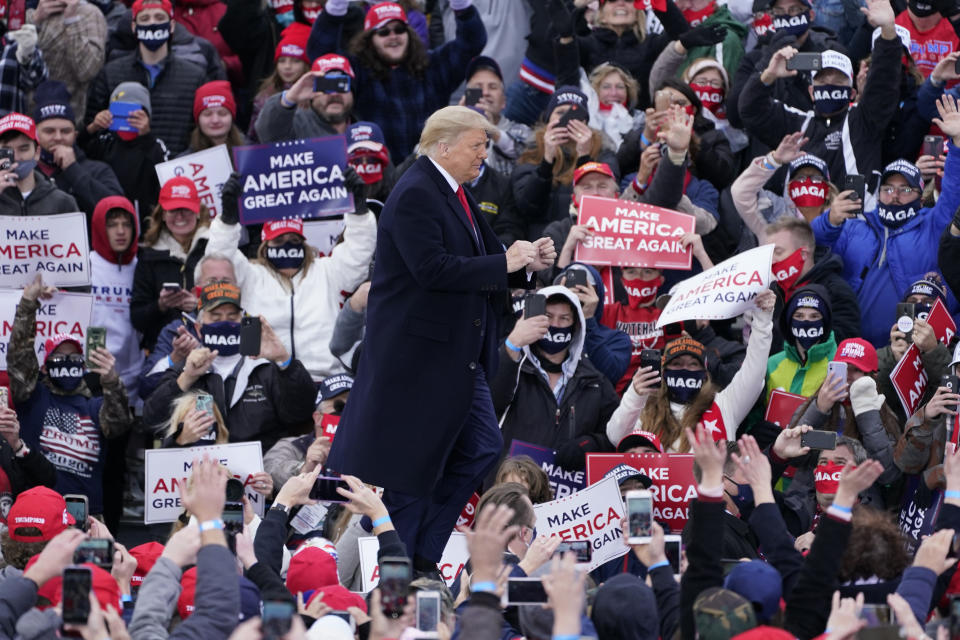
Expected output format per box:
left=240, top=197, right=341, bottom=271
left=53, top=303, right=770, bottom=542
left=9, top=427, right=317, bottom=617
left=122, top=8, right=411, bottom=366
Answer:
left=508, top=439, right=585, bottom=499
left=232, top=136, right=354, bottom=224
left=897, top=474, right=943, bottom=552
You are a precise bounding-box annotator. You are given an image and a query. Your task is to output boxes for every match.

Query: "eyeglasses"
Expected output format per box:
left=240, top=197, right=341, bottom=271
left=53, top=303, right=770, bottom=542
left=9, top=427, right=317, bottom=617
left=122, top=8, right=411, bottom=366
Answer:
left=796, top=176, right=826, bottom=184
left=771, top=6, right=808, bottom=16
left=691, top=78, right=724, bottom=89
left=879, top=185, right=920, bottom=196
left=374, top=24, right=406, bottom=38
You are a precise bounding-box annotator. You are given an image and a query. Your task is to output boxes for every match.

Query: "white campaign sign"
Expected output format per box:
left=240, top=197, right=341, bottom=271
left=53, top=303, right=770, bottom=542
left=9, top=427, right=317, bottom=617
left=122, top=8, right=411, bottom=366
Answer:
left=0, top=290, right=93, bottom=370
left=358, top=532, right=468, bottom=592
left=657, top=244, right=774, bottom=328
left=302, top=218, right=346, bottom=257
left=0, top=212, right=90, bottom=288
left=144, top=442, right=265, bottom=523
left=532, top=475, right=627, bottom=571
left=156, top=145, right=233, bottom=218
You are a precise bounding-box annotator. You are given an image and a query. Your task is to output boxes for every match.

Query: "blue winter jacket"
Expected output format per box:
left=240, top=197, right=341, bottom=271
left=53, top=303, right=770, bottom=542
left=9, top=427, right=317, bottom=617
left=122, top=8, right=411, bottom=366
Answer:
left=811, top=141, right=960, bottom=347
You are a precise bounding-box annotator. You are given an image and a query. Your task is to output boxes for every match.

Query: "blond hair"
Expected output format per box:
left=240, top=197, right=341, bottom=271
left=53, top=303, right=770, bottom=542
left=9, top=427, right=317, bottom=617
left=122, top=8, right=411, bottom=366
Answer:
left=589, top=63, right=639, bottom=111
left=165, top=390, right=228, bottom=444
left=418, top=106, right=499, bottom=158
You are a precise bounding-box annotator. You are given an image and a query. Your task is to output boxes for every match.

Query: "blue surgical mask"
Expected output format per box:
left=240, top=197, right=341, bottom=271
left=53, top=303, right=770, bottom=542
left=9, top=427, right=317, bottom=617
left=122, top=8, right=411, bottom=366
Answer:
left=202, top=320, right=241, bottom=356
left=791, top=318, right=824, bottom=350
left=813, top=84, right=850, bottom=116
left=275, top=10, right=295, bottom=26
left=46, top=355, right=85, bottom=391
left=665, top=369, right=705, bottom=404
left=266, top=241, right=305, bottom=270
left=877, top=201, right=920, bottom=229
left=136, top=22, right=170, bottom=51
left=13, top=160, right=36, bottom=180
left=536, top=326, right=573, bottom=355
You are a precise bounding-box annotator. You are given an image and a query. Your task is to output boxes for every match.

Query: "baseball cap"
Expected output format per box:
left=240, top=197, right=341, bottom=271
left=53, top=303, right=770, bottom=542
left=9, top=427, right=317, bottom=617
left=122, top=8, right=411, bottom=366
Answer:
left=465, top=55, right=503, bottom=83
left=8, top=487, right=76, bottom=542
left=131, top=0, right=172, bottom=17
left=816, top=50, right=853, bottom=81
left=306, top=584, right=368, bottom=613
left=787, top=154, right=830, bottom=181
left=872, top=24, right=911, bottom=51
left=573, top=161, right=615, bottom=186
left=663, top=336, right=706, bottom=368
left=602, top=464, right=652, bottom=488
left=286, top=546, right=339, bottom=595
left=311, top=53, right=355, bottom=79
left=159, top=176, right=200, bottom=213
left=0, top=112, right=37, bottom=143
left=693, top=587, right=758, bottom=640
left=833, top=338, right=878, bottom=373
left=261, top=218, right=304, bottom=242
left=723, top=560, right=782, bottom=623
left=28, top=561, right=121, bottom=612
left=617, top=429, right=663, bottom=453
left=130, top=541, right=165, bottom=588
left=200, top=282, right=242, bottom=312
left=319, top=374, right=353, bottom=401
left=347, top=121, right=389, bottom=162
left=881, top=158, right=924, bottom=191
left=364, top=1, right=407, bottom=31
left=43, top=333, right=84, bottom=363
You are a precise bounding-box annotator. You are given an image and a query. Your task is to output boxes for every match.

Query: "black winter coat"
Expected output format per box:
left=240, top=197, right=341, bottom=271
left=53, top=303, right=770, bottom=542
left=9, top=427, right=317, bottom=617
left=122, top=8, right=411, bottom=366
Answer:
left=81, top=130, right=169, bottom=225
left=0, top=436, right=57, bottom=498
left=85, top=50, right=208, bottom=156
left=39, top=147, right=123, bottom=219
left=0, top=171, right=78, bottom=215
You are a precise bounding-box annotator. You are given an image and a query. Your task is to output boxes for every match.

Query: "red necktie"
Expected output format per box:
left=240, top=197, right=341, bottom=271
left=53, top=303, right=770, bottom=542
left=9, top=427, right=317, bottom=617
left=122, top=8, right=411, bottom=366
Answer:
left=456, top=185, right=475, bottom=228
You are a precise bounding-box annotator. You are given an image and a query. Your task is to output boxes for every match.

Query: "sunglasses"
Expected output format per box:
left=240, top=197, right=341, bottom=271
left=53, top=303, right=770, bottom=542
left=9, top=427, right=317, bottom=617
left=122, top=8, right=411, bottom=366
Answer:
left=375, top=24, right=406, bottom=38
left=48, top=354, right=84, bottom=365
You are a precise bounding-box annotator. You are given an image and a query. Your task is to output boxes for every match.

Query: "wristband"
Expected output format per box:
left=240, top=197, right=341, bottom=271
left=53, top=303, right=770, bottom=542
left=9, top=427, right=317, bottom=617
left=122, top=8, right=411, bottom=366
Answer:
left=471, top=581, right=497, bottom=594
left=280, top=90, right=296, bottom=109
left=760, top=155, right=778, bottom=171
left=198, top=519, right=224, bottom=531
left=504, top=338, right=522, bottom=353
left=553, top=636, right=579, bottom=640
left=647, top=560, right=670, bottom=571
left=167, top=355, right=175, bottom=369
left=277, top=356, right=292, bottom=369
left=830, top=504, right=852, bottom=513
left=946, top=490, right=960, bottom=499
left=371, top=515, right=391, bottom=528
left=640, top=132, right=651, bottom=147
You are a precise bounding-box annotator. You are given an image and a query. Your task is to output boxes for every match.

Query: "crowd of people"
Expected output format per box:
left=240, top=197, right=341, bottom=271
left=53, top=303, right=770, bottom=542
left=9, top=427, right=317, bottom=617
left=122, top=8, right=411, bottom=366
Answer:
left=3, top=0, right=960, bottom=636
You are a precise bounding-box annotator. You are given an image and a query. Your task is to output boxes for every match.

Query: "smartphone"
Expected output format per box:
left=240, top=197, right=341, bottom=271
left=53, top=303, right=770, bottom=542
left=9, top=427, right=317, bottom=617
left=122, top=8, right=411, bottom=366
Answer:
left=557, top=105, right=588, bottom=128
left=505, top=577, right=548, bottom=605
left=827, top=360, right=848, bottom=384
left=626, top=489, right=653, bottom=544
left=239, top=316, right=261, bottom=357
left=61, top=567, right=92, bottom=624
left=73, top=539, right=113, bottom=570
left=195, top=391, right=213, bottom=418
left=942, top=375, right=960, bottom=416
left=0, top=386, right=9, bottom=408
left=842, top=174, right=865, bottom=209
left=896, top=302, right=916, bottom=339
left=309, top=476, right=349, bottom=502
left=800, top=429, right=838, bottom=450
left=855, top=627, right=900, bottom=640
left=564, top=269, right=588, bottom=289
left=663, top=535, right=682, bottom=575
left=108, top=101, right=140, bottom=133
left=464, top=88, right=483, bottom=107
left=720, top=558, right=746, bottom=576
left=0, top=147, right=13, bottom=171
left=639, top=349, right=661, bottom=377
left=786, top=52, right=822, bottom=71
left=654, top=89, right=671, bottom=112
left=225, top=477, right=244, bottom=503
left=261, top=601, right=294, bottom=640
left=64, top=495, right=88, bottom=532
left=923, top=134, right=944, bottom=159
left=416, top=590, right=441, bottom=634
left=379, top=556, right=412, bottom=618
left=162, top=282, right=181, bottom=292
left=222, top=502, right=244, bottom=536
left=314, top=73, right=351, bottom=94
left=860, top=603, right=891, bottom=626
left=555, top=540, right=592, bottom=563
left=85, top=326, right=106, bottom=369
left=523, top=293, right=547, bottom=319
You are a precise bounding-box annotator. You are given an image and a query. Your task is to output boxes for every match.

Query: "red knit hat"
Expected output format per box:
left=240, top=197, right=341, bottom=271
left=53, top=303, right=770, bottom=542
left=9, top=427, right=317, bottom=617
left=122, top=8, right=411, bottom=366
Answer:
left=131, top=0, right=172, bottom=17
left=193, top=81, right=237, bottom=121
left=274, top=23, right=311, bottom=64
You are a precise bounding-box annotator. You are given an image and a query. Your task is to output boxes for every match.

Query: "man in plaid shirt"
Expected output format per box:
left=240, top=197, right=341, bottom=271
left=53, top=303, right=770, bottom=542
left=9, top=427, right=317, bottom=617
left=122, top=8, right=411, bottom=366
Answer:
left=0, top=25, right=48, bottom=117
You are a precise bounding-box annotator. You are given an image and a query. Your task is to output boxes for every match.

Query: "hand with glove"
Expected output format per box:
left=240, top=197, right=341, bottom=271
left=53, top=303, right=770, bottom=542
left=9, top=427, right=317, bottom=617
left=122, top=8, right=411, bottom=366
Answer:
left=219, top=171, right=242, bottom=225
left=450, top=0, right=473, bottom=10
left=678, top=23, right=726, bottom=52
left=549, top=0, right=575, bottom=39
left=9, top=25, right=37, bottom=66
left=343, top=165, right=367, bottom=214
left=848, top=375, right=885, bottom=416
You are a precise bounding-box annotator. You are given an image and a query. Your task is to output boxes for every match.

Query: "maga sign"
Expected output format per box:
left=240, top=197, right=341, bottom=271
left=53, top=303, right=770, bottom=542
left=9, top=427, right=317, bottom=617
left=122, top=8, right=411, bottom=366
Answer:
left=574, top=196, right=695, bottom=269
left=586, top=453, right=697, bottom=533
left=509, top=439, right=585, bottom=498
left=156, top=145, right=233, bottom=219
left=0, top=213, right=90, bottom=288
left=358, top=533, right=467, bottom=591
left=233, top=137, right=353, bottom=224
left=657, top=244, right=773, bottom=328
left=890, top=344, right=927, bottom=417
left=0, top=290, right=92, bottom=370
left=144, top=442, right=265, bottom=523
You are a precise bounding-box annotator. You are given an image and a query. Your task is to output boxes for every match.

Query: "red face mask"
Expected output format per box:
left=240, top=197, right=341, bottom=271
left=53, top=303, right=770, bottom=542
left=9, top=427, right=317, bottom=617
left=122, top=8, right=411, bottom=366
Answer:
left=622, top=275, right=662, bottom=307
left=350, top=157, right=384, bottom=185
left=117, top=130, right=139, bottom=141
left=753, top=12, right=774, bottom=37
left=689, top=83, right=725, bottom=117
left=682, top=1, right=715, bottom=26
left=771, top=247, right=805, bottom=295
left=814, top=461, right=846, bottom=494
left=788, top=177, right=827, bottom=208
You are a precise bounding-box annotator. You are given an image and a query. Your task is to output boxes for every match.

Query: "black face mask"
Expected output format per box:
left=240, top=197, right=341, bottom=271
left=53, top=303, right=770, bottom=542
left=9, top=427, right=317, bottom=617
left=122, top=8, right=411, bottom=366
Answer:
left=46, top=354, right=85, bottom=391
left=665, top=369, right=705, bottom=404
left=266, top=242, right=305, bottom=270
left=137, top=22, right=171, bottom=51
left=909, top=0, right=937, bottom=16
left=791, top=319, right=824, bottom=350
left=771, top=10, right=811, bottom=37
left=877, top=200, right=921, bottom=229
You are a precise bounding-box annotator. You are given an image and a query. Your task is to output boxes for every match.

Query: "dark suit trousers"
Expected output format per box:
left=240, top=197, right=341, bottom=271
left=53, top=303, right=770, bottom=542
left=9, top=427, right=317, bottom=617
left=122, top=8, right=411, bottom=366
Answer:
left=381, top=365, right=503, bottom=562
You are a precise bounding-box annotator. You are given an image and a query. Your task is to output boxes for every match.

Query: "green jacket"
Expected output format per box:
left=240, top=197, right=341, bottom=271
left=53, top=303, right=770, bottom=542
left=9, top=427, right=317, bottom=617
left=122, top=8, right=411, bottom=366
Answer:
left=766, top=332, right=839, bottom=402
left=679, top=5, right=748, bottom=82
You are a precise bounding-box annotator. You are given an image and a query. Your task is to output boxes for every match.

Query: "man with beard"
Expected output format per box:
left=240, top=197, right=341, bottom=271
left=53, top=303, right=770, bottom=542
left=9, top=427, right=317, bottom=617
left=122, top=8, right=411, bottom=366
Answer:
left=256, top=52, right=356, bottom=142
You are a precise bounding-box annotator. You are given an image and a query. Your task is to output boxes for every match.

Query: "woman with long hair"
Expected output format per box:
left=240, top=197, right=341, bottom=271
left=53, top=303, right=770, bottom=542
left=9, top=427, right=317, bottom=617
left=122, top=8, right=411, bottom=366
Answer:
left=248, top=25, right=311, bottom=142
left=161, top=390, right=229, bottom=447
left=183, top=81, right=247, bottom=157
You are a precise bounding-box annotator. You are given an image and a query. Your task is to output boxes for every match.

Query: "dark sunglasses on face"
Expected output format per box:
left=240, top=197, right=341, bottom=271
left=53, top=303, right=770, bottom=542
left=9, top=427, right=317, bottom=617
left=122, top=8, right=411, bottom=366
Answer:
left=48, top=354, right=84, bottom=365
left=375, top=24, right=406, bottom=38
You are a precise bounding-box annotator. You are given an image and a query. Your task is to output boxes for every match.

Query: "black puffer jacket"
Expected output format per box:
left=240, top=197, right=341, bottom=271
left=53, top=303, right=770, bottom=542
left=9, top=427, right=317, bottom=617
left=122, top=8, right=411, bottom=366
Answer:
left=0, top=171, right=78, bottom=215
left=39, top=147, right=123, bottom=220
left=84, top=50, right=208, bottom=156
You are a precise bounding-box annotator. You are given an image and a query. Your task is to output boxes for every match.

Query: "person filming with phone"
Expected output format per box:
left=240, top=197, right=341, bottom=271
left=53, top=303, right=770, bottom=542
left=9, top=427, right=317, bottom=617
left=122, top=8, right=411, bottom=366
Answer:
left=141, top=282, right=316, bottom=451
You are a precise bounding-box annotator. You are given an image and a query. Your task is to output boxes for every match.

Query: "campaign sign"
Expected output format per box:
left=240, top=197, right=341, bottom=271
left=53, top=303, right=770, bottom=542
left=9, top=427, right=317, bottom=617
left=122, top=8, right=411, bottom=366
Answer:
left=320, top=414, right=340, bottom=441
left=927, top=298, right=956, bottom=346
left=574, top=196, right=695, bottom=269
left=532, top=475, right=627, bottom=571
left=302, top=218, right=346, bottom=256
left=509, top=439, right=585, bottom=498
left=586, top=453, right=697, bottom=533
left=156, top=145, right=233, bottom=219
left=0, top=213, right=90, bottom=288
left=765, top=390, right=807, bottom=427
left=897, top=475, right=943, bottom=552
left=144, top=442, right=265, bottom=523
left=657, top=244, right=773, bottom=328
left=233, top=137, right=353, bottom=224
left=456, top=492, right=480, bottom=528
left=890, top=343, right=927, bottom=417
left=358, top=532, right=467, bottom=591
left=0, top=290, right=93, bottom=370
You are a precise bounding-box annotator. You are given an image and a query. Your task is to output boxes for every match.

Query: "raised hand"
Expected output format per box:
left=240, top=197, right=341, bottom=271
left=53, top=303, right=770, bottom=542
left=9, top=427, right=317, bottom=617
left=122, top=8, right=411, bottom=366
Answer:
left=771, top=131, right=808, bottom=165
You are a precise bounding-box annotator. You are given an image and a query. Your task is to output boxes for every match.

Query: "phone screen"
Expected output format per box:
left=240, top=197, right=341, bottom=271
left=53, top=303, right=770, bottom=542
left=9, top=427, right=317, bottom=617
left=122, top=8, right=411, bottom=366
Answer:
left=65, top=497, right=87, bottom=531
left=627, top=493, right=653, bottom=541
left=73, top=539, right=113, bottom=569
left=62, top=568, right=92, bottom=624
left=380, top=558, right=412, bottom=617
left=417, top=593, right=440, bottom=632
left=555, top=540, right=591, bottom=563
left=262, top=601, right=294, bottom=640
left=663, top=535, right=682, bottom=574
left=506, top=578, right=548, bottom=604
left=801, top=430, right=837, bottom=450
left=309, top=476, right=349, bottom=502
